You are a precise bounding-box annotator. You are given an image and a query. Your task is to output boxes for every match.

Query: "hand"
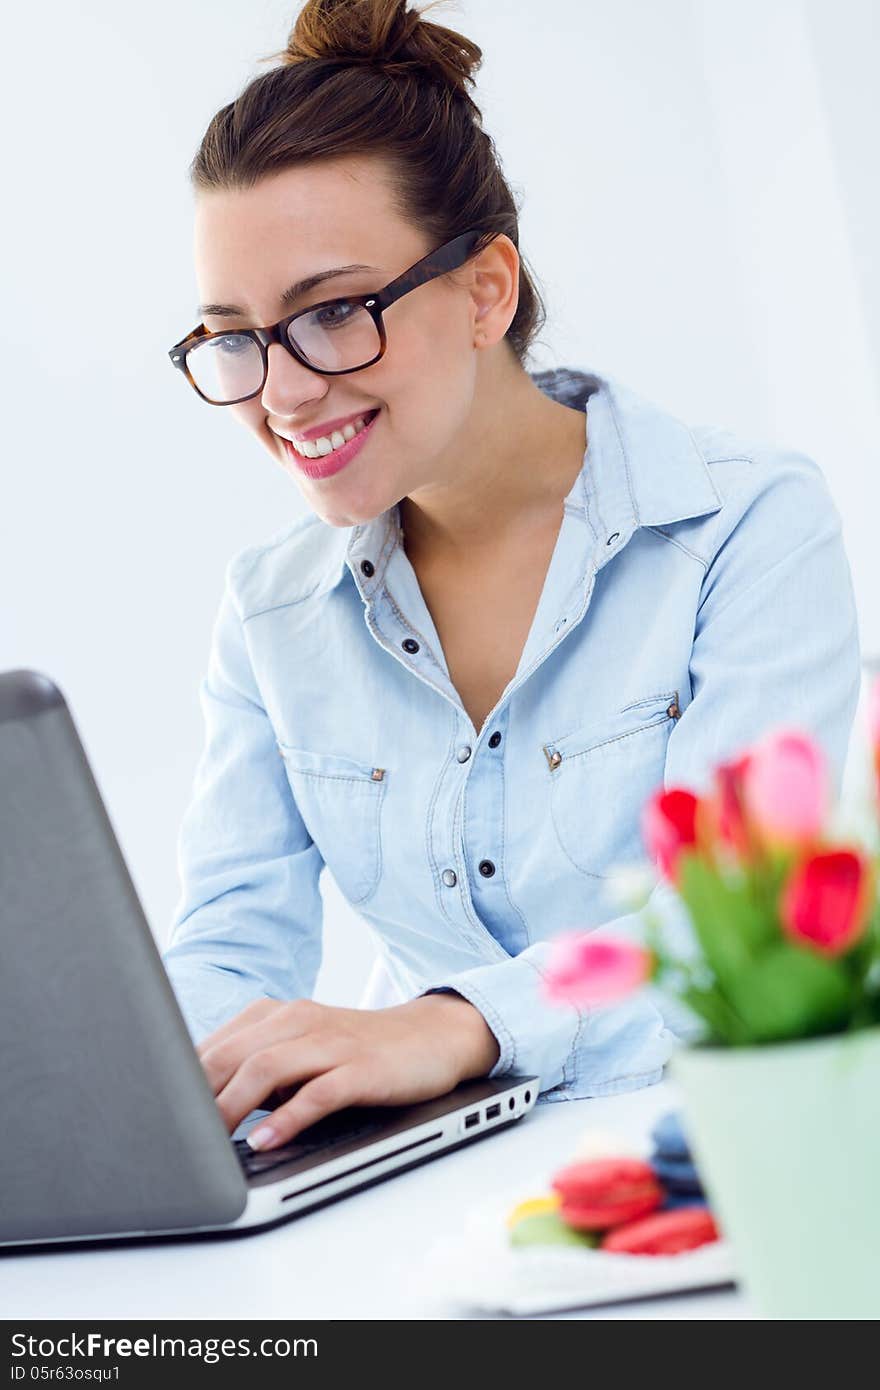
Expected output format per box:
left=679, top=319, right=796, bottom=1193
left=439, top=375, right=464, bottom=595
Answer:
left=196, top=994, right=501, bottom=1150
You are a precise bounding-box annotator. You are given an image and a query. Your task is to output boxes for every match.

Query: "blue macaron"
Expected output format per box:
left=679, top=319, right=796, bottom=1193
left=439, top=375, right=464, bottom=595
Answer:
left=650, top=1110, right=692, bottom=1162
left=651, top=1153, right=704, bottom=1195
left=660, top=1192, right=709, bottom=1212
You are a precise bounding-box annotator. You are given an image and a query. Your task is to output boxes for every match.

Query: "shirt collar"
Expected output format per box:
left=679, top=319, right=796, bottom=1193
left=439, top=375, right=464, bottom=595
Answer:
left=322, top=366, right=723, bottom=598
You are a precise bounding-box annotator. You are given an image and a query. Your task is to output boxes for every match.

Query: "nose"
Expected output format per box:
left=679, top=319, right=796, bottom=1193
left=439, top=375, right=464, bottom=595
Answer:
left=261, top=341, right=329, bottom=419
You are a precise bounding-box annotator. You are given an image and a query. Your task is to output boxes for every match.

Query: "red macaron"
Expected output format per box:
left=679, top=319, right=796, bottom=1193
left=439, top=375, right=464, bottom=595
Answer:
left=551, top=1157, right=663, bottom=1230
left=601, top=1206, right=719, bottom=1255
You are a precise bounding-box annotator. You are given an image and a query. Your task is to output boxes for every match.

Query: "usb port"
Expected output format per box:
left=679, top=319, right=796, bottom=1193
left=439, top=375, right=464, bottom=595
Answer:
left=486, top=1103, right=501, bottom=1120
left=464, top=1111, right=480, bottom=1130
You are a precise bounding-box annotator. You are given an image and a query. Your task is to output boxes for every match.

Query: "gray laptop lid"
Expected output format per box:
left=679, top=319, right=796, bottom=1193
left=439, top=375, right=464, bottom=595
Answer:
left=0, top=670, right=247, bottom=1243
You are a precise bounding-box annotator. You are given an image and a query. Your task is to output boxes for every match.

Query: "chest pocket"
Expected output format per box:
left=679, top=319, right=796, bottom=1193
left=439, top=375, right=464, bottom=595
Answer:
left=277, top=744, right=387, bottom=906
left=542, top=690, right=681, bottom=880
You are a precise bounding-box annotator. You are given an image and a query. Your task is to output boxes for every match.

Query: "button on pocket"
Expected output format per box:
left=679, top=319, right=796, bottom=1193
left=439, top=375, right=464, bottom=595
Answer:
left=276, top=744, right=387, bottom=905
left=542, top=691, right=680, bottom=879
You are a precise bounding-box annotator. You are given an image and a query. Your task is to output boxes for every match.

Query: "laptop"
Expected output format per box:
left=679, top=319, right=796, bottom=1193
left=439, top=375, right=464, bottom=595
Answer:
left=0, top=668, right=538, bottom=1252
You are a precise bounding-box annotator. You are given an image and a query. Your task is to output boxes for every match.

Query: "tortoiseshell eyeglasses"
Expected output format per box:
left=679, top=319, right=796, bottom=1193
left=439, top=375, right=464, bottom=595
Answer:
left=168, top=229, right=493, bottom=406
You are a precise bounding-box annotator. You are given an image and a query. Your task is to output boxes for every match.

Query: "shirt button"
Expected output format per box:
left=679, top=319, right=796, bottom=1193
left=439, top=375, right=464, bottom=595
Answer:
left=360, top=559, right=375, bottom=577
left=441, top=868, right=457, bottom=887
left=402, top=638, right=420, bottom=654
left=488, top=731, right=502, bottom=748
left=478, top=859, right=496, bottom=878
left=456, top=745, right=472, bottom=763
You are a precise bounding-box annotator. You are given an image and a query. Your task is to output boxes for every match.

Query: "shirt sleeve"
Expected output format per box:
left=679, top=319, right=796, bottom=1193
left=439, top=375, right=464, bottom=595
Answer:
left=161, top=558, right=325, bottom=1047
left=418, top=448, right=863, bottom=1101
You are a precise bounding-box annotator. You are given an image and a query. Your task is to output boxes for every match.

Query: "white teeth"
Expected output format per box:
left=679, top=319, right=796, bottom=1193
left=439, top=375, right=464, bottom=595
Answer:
left=289, top=411, right=375, bottom=458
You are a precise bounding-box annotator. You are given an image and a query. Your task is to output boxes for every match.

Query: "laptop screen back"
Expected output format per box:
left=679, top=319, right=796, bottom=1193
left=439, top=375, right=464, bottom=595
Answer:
left=0, top=670, right=246, bottom=1243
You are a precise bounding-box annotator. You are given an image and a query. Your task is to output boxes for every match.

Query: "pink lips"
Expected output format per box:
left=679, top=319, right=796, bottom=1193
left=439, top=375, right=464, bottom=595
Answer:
left=282, top=409, right=380, bottom=480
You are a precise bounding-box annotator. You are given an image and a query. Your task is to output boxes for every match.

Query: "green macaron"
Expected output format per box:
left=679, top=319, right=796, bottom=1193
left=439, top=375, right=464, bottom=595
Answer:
left=509, top=1210, right=600, bottom=1249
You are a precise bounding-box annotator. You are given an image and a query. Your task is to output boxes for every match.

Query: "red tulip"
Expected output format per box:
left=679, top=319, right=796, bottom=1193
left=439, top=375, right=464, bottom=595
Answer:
left=780, top=849, right=874, bottom=956
left=543, top=934, right=652, bottom=1008
left=713, top=752, right=754, bottom=858
left=642, top=788, right=700, bottom=883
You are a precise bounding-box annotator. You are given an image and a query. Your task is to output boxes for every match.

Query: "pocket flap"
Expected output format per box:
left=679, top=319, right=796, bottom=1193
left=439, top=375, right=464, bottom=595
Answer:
left=277, top=744, right=387, bottom=784
left=543, top=690, right=680, bottom=769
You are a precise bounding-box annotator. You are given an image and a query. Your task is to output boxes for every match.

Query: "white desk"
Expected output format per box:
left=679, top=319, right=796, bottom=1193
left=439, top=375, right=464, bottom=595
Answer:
left=1, top=1080, right=749, bottom=1320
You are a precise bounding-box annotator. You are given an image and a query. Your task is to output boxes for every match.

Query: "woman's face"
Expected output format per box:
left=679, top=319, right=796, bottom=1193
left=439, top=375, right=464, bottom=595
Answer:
left=193, top=156, right=493, bottom=527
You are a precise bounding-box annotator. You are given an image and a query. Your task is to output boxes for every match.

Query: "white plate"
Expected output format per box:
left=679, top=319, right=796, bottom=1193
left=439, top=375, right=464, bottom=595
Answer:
left=421, top=1192, right=738, bottom=1316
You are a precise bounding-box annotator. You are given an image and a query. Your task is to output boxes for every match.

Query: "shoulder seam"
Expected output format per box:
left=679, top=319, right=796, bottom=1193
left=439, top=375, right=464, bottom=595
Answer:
left=227, top=513, right=339, bottom=621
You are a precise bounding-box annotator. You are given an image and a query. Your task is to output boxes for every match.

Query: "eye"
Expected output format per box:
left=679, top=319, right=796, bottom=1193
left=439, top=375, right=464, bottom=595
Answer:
left=311, top=300, right=357, bottom=329
left=216, top=333, right=252, bottom=353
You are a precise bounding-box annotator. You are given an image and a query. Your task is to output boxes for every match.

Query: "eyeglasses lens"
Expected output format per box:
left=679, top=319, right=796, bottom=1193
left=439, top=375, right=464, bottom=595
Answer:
left=186, top=302, right=382, bottom=402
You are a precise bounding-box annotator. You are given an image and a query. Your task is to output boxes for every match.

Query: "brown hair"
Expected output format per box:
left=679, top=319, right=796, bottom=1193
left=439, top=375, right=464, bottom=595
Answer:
left=190, top=0, right=546, bottom=367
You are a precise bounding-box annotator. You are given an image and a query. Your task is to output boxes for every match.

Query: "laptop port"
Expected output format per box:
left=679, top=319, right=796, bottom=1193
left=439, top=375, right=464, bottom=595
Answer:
left=464, top=1111, right=480, bottom=1130
left=486, top=1103, right=501, bottom=1120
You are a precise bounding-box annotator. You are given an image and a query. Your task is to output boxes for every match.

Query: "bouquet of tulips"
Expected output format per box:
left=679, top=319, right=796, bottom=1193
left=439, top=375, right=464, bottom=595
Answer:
left=544, top=682, right=880, bottom=1046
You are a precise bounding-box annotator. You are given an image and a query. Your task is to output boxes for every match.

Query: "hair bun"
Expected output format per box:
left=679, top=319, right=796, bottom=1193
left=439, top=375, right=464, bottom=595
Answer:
left=275, top=0, right=482, bottom=101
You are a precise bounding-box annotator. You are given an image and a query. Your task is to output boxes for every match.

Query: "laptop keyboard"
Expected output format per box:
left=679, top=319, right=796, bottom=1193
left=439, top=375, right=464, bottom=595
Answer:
left=233, top=1106, right=397, bottom=1176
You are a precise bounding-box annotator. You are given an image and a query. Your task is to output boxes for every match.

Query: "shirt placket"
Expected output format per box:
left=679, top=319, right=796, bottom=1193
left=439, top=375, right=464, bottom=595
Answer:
left=345, top=497, right=636, bottom=961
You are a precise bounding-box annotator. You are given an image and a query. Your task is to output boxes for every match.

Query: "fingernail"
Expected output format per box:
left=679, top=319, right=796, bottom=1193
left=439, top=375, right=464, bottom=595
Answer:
left=247, top=1124, right=280, bottom=1151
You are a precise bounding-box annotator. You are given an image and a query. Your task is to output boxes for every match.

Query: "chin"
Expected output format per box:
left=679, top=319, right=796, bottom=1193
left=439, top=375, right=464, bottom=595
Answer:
left=313, top=480, right=400, bottom=530
left=304, top=495, right=380, bottom=529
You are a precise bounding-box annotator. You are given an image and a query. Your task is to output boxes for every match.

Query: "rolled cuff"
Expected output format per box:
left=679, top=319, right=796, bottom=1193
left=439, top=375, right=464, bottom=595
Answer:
left=419, top=890, right=698, bottom=1102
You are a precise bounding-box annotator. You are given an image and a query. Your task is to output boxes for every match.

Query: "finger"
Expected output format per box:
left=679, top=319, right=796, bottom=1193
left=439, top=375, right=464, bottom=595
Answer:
left=245, top=1064, right=367, bottom=1150
left=199, top=999, right=322, bottom=1095
left=195, top=998, right=282, bottom=1059
left=215, top=1037, right=346, bottom=1134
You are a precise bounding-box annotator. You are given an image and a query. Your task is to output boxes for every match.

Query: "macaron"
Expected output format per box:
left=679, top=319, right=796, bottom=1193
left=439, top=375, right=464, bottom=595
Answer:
left=650, top=1110, right=692, bottom=1162
left=651, top=1154, right=704, bottom=1195
left=601, top=1206, right=719, bottom=1255
left=509, top=1210, right=600, bottom=1249
left=552, top=1157, right=663, bottom=1230
left=660, top=1193, right=709, bottom=1212
left=505, top=1194, right=560, bottom=1228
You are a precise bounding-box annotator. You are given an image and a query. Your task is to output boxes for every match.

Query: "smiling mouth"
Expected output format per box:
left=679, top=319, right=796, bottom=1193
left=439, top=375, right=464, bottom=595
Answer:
left=284, top=409, right=380, bottom=459
left=279, top=407, right=381, bottom=481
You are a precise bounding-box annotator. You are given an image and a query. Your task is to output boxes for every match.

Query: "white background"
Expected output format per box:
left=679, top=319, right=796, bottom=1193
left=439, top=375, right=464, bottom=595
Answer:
left=2, top=0, right=878, bottom=1007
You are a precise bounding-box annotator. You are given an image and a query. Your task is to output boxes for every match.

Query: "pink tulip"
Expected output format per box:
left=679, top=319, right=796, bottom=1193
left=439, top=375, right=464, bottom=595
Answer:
left=642, top=788, right=700, bottom=884
left=780, top=849, right=874, bottom=956
left=543, top=933, right=652, bottom=1008
left=740, top=728, right=828, bottom=849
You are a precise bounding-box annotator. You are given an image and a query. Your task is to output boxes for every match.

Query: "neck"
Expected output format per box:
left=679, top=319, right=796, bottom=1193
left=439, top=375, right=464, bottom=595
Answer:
left=399, top=349, right=588, bottom=565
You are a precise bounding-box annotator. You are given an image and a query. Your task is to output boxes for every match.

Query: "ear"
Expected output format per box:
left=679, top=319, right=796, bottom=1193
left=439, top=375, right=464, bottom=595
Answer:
left=469, top=234, right=521, bottom=347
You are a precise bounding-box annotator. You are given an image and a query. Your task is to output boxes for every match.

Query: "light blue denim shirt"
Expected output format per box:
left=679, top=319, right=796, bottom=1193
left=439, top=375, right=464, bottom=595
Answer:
left=162, top=366, right=862, bottom=1102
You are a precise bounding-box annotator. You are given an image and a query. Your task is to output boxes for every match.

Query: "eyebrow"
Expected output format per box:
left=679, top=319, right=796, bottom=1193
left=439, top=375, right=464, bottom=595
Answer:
left=197, top=264, right=379, bottom=318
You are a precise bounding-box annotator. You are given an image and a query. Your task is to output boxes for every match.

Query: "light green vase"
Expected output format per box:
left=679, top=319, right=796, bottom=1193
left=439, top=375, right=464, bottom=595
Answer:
left=670, top=1025, right=880, bottom=1320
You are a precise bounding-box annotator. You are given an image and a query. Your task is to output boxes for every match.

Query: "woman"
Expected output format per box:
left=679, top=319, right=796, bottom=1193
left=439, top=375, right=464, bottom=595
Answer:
left=162, top=0, right=862, bottom=1153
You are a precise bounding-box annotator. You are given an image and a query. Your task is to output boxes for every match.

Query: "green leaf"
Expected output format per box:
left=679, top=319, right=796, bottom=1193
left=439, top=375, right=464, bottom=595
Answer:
left=677, top=853, right=776, bottom=987
left=681, top=982, right=753, bottom=1045
left=724, top=942, right=854, bottom=1043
